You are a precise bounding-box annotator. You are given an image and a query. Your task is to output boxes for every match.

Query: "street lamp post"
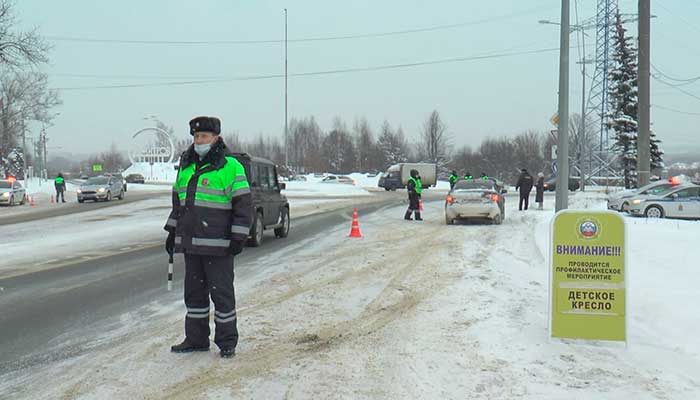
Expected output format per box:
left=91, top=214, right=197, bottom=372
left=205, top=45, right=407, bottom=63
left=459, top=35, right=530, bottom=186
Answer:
left=284, top=8, right=289, bottom=171
left=555, top=0, right=571, bottom=212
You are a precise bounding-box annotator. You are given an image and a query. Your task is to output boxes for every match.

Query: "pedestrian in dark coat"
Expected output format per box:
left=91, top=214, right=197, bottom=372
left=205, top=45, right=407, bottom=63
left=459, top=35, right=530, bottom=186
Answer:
left=515, top=168, right=534, bottom=211
left=535, top=172, right=545, bottom=210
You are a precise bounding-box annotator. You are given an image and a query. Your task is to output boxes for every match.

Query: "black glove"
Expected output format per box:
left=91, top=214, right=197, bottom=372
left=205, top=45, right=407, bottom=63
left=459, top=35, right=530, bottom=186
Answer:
left=230, top=241, right=244, bottom=256
left=165, top=231, right=175, bottom=255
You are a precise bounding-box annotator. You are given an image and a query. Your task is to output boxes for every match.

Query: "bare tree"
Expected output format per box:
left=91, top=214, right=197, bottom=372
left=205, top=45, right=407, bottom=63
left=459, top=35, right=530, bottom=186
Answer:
left=0, top=71, right=60, bottom=161
left=0, top=0, right=49, bottom=68
left=420, top=110, right=451, bottom=169
left=569, top=113, right=598, bottom=190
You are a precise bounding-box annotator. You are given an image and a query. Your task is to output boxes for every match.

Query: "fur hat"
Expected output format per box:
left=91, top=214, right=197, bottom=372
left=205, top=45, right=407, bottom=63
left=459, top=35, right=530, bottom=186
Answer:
left=189, top=116, right=221, bottom=135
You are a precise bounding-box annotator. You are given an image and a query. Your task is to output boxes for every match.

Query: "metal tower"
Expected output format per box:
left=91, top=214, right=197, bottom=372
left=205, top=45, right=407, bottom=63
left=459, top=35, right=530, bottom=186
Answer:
left=586, top=0, right=618, bottom=153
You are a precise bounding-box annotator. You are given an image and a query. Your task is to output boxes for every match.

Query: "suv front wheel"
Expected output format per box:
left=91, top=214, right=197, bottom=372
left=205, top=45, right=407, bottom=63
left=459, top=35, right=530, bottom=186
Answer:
left=248, top=211, right=264, bottom=247
left=274, top=207, right=290, bottom=238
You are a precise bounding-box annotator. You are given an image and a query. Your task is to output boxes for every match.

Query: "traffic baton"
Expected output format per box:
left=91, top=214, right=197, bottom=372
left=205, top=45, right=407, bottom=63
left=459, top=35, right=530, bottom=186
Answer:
left=167, top=253, right=174, bottom=291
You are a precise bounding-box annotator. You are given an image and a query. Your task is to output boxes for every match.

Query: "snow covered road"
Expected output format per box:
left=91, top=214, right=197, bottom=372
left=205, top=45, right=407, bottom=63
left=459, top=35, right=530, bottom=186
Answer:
left=2, top=192, right=699, bottom=399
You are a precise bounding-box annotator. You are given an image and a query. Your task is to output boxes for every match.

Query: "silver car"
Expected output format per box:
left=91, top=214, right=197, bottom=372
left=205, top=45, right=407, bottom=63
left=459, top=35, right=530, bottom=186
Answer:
left=607, top=178, right=684, bottom=212
left=77, top=175, right=124, bottom=203
left=628, top=184, right=700, bottom=219
left=0, top=179, right=26, bottom=206
left=445, top=179, right=506, bottom=225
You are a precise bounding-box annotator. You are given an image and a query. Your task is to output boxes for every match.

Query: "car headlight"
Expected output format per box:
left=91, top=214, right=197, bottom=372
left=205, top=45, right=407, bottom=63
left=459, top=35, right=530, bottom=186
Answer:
left=1, top=192, right=9, bottom=198
left=77, top=189, right=82, bottom=194
left=631, top=199, right=642, bottom=205
left=98, top=188, right=106, bottom=193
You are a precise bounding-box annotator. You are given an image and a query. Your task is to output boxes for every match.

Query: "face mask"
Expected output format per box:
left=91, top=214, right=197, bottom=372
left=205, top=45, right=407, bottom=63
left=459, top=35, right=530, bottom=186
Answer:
left=194, top=143, right=211, bottom=157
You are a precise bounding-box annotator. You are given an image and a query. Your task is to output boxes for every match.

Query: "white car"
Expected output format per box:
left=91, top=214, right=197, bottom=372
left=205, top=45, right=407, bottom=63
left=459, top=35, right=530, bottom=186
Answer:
left=0, top=178, right=26, bottom=206
left=445, top=179, right=506, bottom=225
left=627, top=184, right=700, bottom=219
left=321, top=175, right=355, bottom=185
left=607, top=177, right=684, bottom=212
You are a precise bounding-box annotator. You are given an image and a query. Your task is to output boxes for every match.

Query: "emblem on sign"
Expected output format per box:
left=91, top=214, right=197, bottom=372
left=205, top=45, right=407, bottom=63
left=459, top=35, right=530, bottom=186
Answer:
left=578, top=220, right=599, bottom=239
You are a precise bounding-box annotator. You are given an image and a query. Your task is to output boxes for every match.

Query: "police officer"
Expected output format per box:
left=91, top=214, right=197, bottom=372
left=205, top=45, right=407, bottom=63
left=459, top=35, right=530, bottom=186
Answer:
left=54, top=173, right=66, bottom=203
left=164, top=116, right=252, bottom=359
left=404, top=169, right=423, bottom=221
left=448, top=170, right=459, bottom=190
left=515, top=168, right=534, bottom=211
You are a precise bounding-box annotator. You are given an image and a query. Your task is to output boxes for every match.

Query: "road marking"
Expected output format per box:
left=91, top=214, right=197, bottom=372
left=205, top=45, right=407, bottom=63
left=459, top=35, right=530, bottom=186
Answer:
left=34, top=258, right=60, bottom=266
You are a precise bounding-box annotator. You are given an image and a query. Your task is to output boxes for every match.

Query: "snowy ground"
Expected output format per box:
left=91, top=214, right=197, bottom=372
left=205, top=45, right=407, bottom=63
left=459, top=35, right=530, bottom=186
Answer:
left=4, top=191, right=699, bottom=399
left=0, top=192, right=387, bottom=279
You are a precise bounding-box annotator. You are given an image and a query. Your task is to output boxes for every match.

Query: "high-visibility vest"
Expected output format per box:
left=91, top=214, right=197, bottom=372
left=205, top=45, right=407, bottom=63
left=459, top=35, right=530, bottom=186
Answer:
left=408, top=176, right=423, bottom=195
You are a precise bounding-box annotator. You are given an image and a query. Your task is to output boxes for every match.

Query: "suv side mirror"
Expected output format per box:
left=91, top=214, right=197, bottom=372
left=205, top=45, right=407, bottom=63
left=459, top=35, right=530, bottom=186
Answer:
left=280, top=182, right=286, bottom=190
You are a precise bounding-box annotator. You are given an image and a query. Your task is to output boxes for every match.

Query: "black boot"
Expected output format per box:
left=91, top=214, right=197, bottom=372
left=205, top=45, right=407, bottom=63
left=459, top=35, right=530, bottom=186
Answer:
left=171, top=338, right=209, bottom=353
left=414, top=212, right=423, bottom=221
left=404, top=211, right=413, bottom=220
left=220, top=347, right=236, bottom=358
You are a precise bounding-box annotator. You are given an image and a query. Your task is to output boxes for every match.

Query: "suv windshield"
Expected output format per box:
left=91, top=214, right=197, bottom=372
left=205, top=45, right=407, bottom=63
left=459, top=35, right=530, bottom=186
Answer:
left=0, top=181, right=12, bottom=188
left=86, top=177, right=108, bottom=185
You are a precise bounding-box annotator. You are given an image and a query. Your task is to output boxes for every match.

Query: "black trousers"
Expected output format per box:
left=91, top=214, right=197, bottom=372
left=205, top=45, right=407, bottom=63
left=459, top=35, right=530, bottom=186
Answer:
left=56, top=190, right=65, bottom=202
left=519, top=193, right=531, bottom=210
left=183, top=253, right=238, bottom=349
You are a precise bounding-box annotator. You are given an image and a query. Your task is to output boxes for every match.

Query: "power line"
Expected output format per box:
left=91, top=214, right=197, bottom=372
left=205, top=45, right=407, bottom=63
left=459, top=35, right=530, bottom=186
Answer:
left=46, top=5, right=554, bottom=46
left=653, top=75, right=700, bottom=102
left=655, top=0, right=700, bottom=35
left=653, top=104, right=700, bottom=116
left=54, top=47, right=564, bottom=91
left=650, top=63, right=700, bottom=84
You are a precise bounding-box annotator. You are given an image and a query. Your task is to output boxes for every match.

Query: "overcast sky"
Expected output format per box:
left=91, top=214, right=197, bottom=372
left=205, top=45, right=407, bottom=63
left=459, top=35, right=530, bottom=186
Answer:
left=15, top=0, right=700, bottom=157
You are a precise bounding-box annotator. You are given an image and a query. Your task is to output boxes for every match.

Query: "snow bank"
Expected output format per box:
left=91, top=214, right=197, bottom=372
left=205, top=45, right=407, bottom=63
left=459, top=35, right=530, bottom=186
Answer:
left=283, top=180, right=371, bottom=198
left=122, top=162, right=178, bottom=184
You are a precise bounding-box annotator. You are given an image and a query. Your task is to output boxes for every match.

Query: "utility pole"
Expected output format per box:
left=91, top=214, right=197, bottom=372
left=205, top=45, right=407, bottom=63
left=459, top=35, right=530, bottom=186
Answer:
left=556, top=0, right=571, bottom=211
left=637, top=0, right=651, bottom=187
left=284, top=8, right=289, bottom=171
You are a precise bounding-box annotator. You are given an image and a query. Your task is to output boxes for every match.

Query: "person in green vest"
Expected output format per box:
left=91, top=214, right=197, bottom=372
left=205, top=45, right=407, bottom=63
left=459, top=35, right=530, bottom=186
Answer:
left=448, top=170, right=459, bottom=190
left=54, top=173, right=66, bottom=203
left=404, top=169, right=423, bottom=221
left=164, top=116, right=252, bottom=359
left=463, top=172, right=474, bottom=181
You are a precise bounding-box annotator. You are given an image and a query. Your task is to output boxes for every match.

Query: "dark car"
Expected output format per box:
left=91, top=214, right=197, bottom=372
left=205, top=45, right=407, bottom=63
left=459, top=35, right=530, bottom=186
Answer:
left=543, top=176, right=580, bottom=192
left=125, top=173, right=146, bottom=184
left=105, top=172, right=127, bottom=192
left=230, top=153, right=290, bottom=247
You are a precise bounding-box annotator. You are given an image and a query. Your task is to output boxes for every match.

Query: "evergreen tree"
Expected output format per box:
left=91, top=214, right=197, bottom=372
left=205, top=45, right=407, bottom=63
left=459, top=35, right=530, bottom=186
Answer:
left=607, top=13, right=638, bottom=188
left=377, top=120, right=408, bottom=169
left=607, top=13, right=664, bottom=187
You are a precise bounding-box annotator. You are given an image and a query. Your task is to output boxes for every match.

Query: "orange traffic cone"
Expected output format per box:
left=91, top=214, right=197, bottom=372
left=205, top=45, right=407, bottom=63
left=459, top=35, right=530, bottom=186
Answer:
left=348, top=208, right=363, bottom=238
left=30, top=196, right=35, bottom=207
left=51, top=194, right=55, bottom=204
left=419, top=199, right=423, bottom=212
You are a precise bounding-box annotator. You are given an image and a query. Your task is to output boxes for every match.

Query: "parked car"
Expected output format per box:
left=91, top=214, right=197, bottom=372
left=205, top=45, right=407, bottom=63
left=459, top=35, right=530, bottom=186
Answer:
left=0, top=178, right=26, bottom=206
left=125, top=173, right=146, bottom=184
left=105, top=172, right=127, bottom=192
left=543, top=176, right=580, bottom=192
left=321, top=175, right=355, bottom=185
left=289, top=174, right=307, bottom=182
left=77, top=175, right=125, bottom=203
left=230, top=153, right=290, bottom=247
left=607, top=177, right=685, bottom=212
left=627, top=184, right=700, bottom=219
left=445, top=179, right=507, bottom=225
